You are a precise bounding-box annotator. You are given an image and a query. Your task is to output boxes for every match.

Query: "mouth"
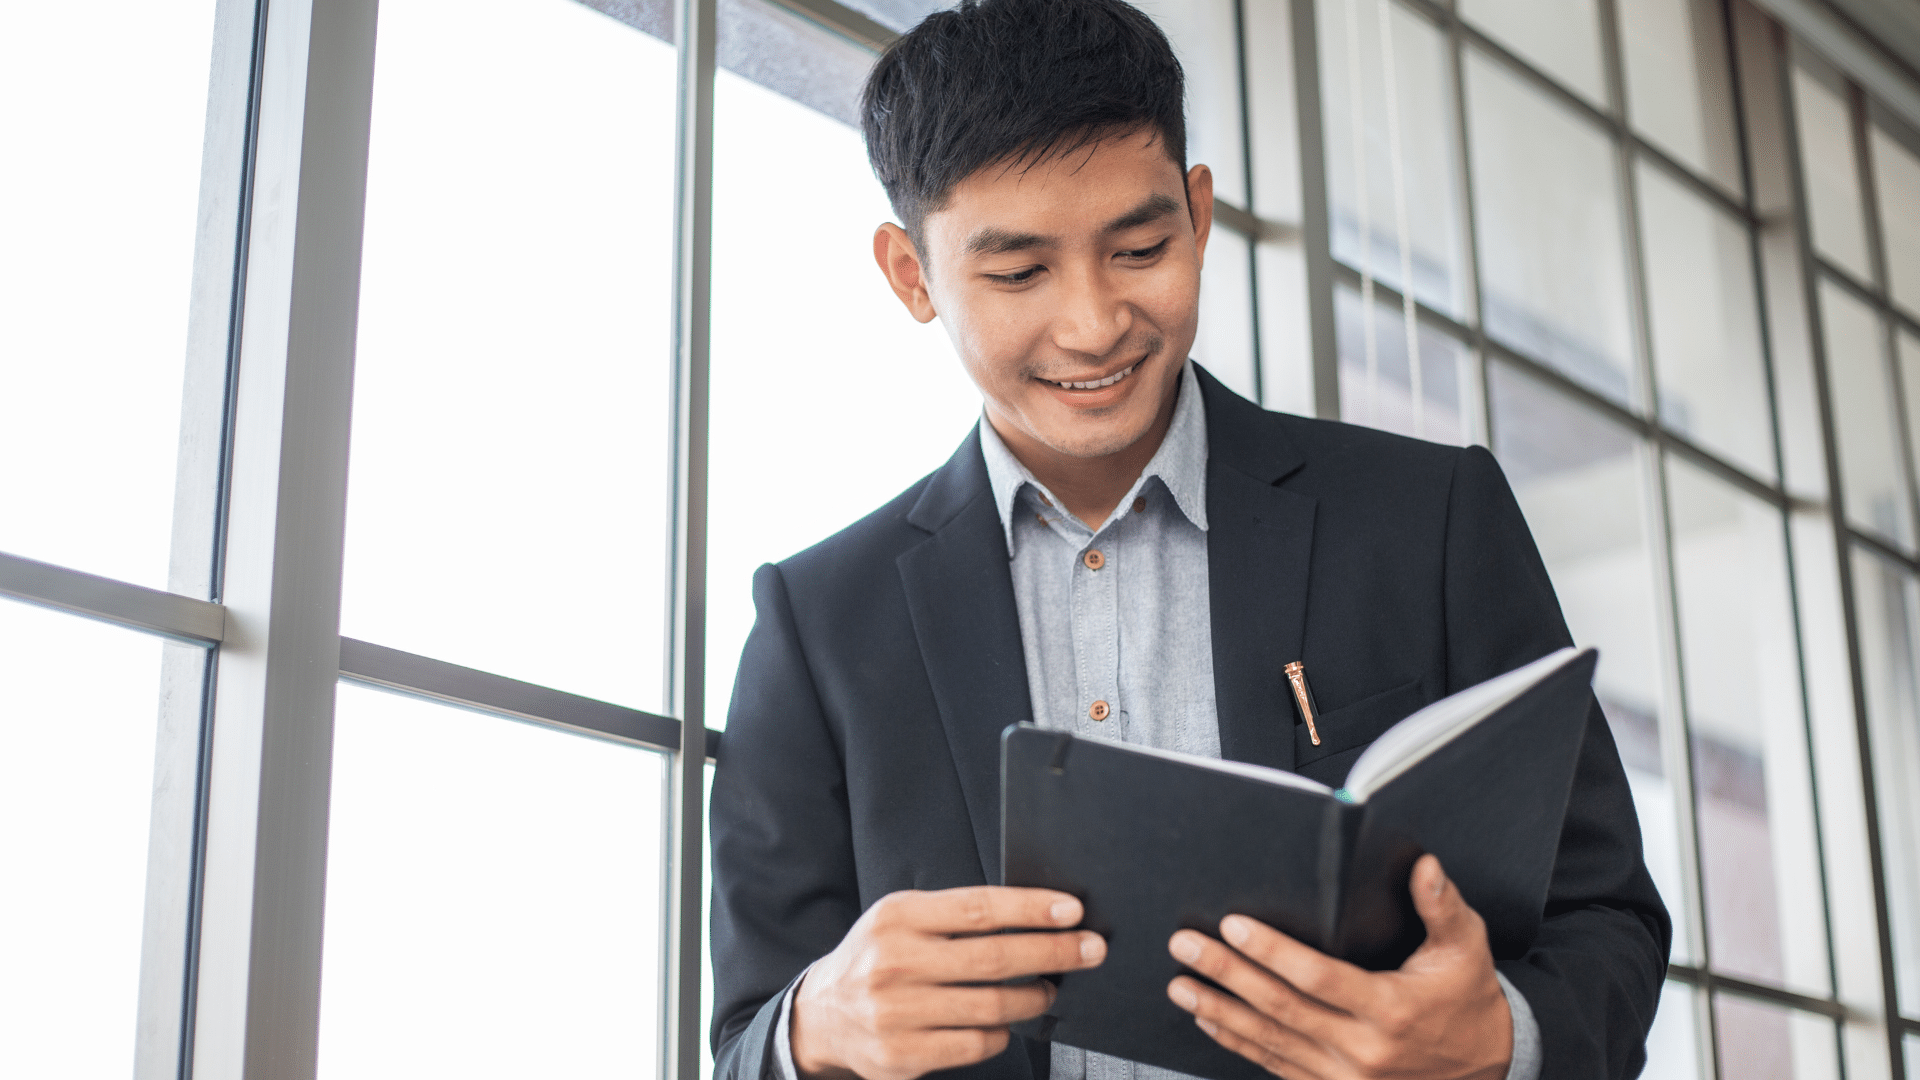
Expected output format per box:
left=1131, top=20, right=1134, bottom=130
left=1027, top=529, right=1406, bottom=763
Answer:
left=1038, top=362, right=1139, bottom=391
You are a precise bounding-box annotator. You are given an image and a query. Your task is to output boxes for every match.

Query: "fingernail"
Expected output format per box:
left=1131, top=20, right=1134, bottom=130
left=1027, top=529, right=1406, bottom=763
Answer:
left=1051, top=899, right=1081, bottom=924
left=1169, top=982, right=1197, bottom=1011
left=1170, top=933, right=1202, bottom=963
left=1221, top=916, right=1250, bottom=946
left=1080, top=934, right=1105, bottom=964
left=1196, top=1018, right=1219, bottom=1036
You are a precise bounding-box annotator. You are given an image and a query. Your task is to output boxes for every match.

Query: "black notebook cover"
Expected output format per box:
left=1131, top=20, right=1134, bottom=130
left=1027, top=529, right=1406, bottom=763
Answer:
left=999, top=649, right=1597, bottom=1080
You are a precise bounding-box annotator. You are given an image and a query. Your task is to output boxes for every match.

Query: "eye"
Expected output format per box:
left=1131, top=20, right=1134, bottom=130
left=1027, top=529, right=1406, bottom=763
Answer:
left=1118, top=239, right=1170, bottom=261
left=985, top=266, right=1044, bottom=285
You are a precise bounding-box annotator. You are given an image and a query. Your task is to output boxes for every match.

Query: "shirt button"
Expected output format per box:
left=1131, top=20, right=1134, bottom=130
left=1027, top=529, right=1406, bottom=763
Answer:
left=1089, top=700, right=1110, bottom=721
left=1133, top=496, right=1146, bottom=513
left=1083, top=549, right=1105, bottom=570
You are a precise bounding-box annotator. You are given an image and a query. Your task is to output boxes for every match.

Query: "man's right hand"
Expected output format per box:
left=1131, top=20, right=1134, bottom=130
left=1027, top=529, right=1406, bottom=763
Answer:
left=790, top=886, right=1106, bottom=1080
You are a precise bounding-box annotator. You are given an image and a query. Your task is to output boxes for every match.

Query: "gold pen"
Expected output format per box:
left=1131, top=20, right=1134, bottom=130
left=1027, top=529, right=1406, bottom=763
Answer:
left=1284, top=661, right=1321, bottom=746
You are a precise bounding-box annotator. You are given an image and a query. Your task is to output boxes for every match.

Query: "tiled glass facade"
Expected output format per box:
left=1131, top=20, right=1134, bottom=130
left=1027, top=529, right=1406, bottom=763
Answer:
left=2, top=0, right=1916, bottom=1076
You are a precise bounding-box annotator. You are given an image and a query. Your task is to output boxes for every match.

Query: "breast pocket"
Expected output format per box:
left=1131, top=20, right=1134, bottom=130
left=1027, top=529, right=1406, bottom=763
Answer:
left=1293, top=677, right=1429, bottom=775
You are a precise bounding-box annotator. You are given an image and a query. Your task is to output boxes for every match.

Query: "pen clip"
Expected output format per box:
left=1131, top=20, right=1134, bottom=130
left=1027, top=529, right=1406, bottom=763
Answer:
left=1284, top=661, right=1321, bottom=746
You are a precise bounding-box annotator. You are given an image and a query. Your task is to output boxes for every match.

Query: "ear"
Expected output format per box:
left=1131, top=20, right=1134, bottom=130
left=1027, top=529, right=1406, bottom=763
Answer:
left=873, top=223, right=938, bottom=323
left=1184, top=164, right=1215, bottom=271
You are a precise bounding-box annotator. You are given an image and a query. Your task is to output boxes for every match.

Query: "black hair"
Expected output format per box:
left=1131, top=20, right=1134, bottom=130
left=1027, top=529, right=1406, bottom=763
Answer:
left=860, top=0, right=1187, bottom=252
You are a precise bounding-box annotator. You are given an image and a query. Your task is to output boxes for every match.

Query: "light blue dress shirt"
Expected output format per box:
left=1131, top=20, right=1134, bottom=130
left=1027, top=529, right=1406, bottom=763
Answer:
left=772, top=362, right=1540, bottom=1080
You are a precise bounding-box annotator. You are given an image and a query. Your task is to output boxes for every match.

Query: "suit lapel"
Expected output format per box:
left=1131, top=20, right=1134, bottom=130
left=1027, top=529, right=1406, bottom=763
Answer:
left=1197, top=367, right=1315, bottom=772
left=898, top=429, right=1033, bottom=884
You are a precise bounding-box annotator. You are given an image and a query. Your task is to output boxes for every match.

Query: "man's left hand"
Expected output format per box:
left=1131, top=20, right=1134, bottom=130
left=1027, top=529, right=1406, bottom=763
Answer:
left=1166, top=854, right=1512, bottom=1080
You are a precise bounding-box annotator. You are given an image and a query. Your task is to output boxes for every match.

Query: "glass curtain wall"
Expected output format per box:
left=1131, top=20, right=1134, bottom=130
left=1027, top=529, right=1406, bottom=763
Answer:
left=1314, top=0, right=1919, bottom=1075
left=4, top=0, right=1920, bottom=1078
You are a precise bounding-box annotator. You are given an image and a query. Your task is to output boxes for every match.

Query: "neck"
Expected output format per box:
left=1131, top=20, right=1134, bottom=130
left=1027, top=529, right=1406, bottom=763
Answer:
left=990, top=382, right=1181, bottom=532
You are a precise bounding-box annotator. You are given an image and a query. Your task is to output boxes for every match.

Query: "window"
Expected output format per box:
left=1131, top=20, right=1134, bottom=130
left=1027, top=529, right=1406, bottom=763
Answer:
left=0, top=600, right=169, bottom=1078
left=317, top=685, right=667, bottom=1078
left=4, top=1, right=1917, bottom=1076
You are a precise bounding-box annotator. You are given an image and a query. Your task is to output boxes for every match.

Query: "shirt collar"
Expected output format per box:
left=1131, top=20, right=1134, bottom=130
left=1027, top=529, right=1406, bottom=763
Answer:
left=978, top=360, right=1210, bottom=552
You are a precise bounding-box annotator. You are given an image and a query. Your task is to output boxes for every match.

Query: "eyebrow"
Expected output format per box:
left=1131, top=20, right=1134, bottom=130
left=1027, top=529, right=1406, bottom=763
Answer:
left=961, top=193, right=1185, bottom=258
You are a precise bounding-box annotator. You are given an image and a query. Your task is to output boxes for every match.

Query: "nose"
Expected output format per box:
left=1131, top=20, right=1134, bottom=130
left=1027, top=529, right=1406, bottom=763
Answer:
left=1050, top=264, right=1133, bottom=360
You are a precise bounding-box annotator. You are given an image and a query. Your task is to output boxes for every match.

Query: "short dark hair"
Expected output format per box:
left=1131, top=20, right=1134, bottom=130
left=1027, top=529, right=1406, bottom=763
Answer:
left=860, top=0, right=1187, bottom=251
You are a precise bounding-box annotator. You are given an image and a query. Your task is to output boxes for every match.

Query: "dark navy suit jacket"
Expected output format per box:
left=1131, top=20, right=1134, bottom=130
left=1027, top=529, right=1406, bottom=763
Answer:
left=710, top=366, right=1670, bottom=1080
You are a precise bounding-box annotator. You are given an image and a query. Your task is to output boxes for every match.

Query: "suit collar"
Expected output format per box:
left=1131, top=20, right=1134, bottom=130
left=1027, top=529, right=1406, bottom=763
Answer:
left=1194, top=363, right=1307, bottom=486
left=899, top=431, right=1032, bottom=883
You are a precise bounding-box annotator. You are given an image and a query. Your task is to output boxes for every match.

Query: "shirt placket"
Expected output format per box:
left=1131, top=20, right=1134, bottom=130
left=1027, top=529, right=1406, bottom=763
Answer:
left=1071, top=519, right=1120, bottom=741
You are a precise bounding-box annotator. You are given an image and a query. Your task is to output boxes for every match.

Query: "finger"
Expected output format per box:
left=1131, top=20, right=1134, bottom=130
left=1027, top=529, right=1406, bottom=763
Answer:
left=930, top=929, right=1105, bottom=982
left=1407, top=854, right=1485, bottom=952
left=1168, top=929, right=1359, bottom=1045
left=922, top=982, right=1058, bottom=1027
left=877, top=887, right=1084, bottom=935
left=1167, top=977, right=1332, bottom=1080
left=1217, top=915, right=1384, bottom=1018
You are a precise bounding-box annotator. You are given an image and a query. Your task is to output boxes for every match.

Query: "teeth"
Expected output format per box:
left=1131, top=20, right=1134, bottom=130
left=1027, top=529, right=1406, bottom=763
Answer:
left=1054, top=363, right=1136, bottom=390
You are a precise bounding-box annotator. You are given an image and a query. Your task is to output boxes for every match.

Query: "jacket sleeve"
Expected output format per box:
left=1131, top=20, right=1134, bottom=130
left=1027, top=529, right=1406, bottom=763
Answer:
left=710, top=563, right=863, bottom=1080
left=1442, top=445, right=1673, bottom=1080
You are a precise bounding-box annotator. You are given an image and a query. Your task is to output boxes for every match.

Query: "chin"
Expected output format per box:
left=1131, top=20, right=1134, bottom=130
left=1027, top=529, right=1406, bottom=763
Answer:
left=1034, top=418, right=1158, bottom=460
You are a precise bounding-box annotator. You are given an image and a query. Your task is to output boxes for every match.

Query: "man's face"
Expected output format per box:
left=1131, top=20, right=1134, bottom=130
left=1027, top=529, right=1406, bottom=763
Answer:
left=876, top=129, right=1212, bottom=463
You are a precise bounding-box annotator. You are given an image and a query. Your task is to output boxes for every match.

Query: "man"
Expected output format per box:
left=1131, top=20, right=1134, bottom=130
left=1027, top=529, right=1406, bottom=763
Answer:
left=710, top=2, right=1670, bottom=1079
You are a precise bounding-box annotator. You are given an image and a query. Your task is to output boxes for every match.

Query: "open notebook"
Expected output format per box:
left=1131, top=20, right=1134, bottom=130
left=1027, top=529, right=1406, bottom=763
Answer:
left=1000, top=647, right=1597, bottom=1080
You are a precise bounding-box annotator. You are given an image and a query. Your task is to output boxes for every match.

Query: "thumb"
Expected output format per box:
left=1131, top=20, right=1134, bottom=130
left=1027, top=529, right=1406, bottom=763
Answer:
left=1408, top=854, right=1482, bottom=954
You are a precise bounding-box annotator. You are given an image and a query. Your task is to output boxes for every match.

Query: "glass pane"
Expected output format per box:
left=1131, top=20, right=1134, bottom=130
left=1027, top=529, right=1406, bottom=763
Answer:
left=1820, top=280, right=1913, bottom=550
left=1908, top=1033, right=1919, bottom=1080
left=1317, top=0, right=1470, bottom=318
left=1468, top=50, right=1638, bottom=409
left=1793, top=65, right=1872, bottom=283
left=0, top=1, right=215, bottom=588
left=707, top=14, right=982, bottom=728
left=340, top=0, right=676, bottom=709
left=1336, top=285, right=1472, bottom=445
left=1638, top=161, right=1774, bottom=480
left=318, top=684, right=665, bottom=1078
left=0, top=599, right=167, bottom=1078
left=1850, top=547, right=1920, bottom=1019
left=838, top=0, right=948, bottom=34
left=718, top=0, right=870, bottom=124
left=1712, top=995, right=1840, bottom=1080
left=1872, top=122, right=1920, bottom=320
left=1487, top=361, right=1695, bottom=963
left=1666, top=457, right=1830, bottom=994
left=1458, top=0, right=1606, bottom=105
left=1197, top=232, right=1258, bottom=401
left=1617, top=0, right=1739, bottom=193
left=1137, top=0, right=1248, bottom=207
left=1643, top=981, right=1706, bottom=1080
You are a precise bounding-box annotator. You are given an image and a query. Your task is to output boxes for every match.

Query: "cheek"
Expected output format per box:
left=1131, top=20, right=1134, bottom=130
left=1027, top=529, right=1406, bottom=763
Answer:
left=1139, top=263, right=1203, bottom=340
left=939, top=293, right=1048, bottom=387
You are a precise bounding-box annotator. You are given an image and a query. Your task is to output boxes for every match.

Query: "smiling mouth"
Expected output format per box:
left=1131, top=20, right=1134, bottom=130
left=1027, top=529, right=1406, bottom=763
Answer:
left=1042, top=362, right=1138, bottom=391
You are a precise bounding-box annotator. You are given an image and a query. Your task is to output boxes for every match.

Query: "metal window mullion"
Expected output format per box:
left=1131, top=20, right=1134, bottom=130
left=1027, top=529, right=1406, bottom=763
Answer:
left=1441, top=3, right=1492, bottom=447
left=1727, top=0, right=1847, bottom=1010
left=1775, top=28, right=1909, bottom=1080
left=1848, top=69, right=1920, bottom=1080
left=136, top=4, right=265, bottom=1070
left=1287, top=0, right=1341, bottom=420
left=1851, top=83, right=1920, bottom=559
left=185, top=0, right=377, bottom=1075
left=1601, top=2, right=1718, bottom=1059
left=664, top=2, right=717, bottom=1079
left=1233, top=0, right=1266, bottom=406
